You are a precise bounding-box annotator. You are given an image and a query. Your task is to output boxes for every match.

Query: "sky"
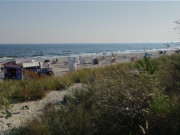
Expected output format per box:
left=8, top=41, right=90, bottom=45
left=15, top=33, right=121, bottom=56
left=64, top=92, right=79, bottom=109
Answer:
left=0, top=0, right=180, bottom=44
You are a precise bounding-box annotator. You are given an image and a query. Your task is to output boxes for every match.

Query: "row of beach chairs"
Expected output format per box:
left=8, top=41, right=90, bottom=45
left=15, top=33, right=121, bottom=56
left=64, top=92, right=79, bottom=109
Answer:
left=64, top=56, right=119, bottom=71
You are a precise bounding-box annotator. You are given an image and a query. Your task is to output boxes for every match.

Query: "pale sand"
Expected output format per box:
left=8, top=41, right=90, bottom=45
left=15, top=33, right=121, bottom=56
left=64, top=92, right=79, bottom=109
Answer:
left=49, top=49, right=176, bottom=77
left=0, top=50, right=176, bottom=79
left=0, top=84, right=82, bottom=135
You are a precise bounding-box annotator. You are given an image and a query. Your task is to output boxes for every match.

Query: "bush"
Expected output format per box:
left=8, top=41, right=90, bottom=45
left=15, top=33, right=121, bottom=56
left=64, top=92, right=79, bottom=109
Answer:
left=135, top=55, right=158, bottom=74
left=156, top=54, right=180, bottom=93
left=4, top=54, right=180, bottom=134
left=17, top=61, right=180, bottom=135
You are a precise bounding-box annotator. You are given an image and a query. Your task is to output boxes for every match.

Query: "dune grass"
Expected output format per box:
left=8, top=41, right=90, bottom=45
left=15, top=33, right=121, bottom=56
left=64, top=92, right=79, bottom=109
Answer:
left=8, top=54, right=180, bottom=135
left=0, top=64, right=100, bottom=108
left=0, top=73, right=74, bottom=108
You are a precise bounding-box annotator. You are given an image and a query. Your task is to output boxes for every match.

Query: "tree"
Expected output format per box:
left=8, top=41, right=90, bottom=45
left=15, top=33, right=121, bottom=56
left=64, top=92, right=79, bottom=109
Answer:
left=174, top=19, right=180, bottom=39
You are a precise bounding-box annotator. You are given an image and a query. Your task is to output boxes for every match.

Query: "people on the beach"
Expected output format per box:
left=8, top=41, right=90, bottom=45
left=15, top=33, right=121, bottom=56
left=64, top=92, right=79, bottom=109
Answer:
left=56, top=58, right=58, bottom=63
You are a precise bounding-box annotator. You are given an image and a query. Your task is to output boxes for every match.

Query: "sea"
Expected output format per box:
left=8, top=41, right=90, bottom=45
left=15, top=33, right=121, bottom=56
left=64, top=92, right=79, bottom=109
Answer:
left=0, top=42, right=180, bottom=63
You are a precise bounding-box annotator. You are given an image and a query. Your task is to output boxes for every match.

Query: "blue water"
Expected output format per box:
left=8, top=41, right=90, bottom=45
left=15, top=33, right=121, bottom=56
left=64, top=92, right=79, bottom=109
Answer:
left=0, top=42, right=180, bottom=61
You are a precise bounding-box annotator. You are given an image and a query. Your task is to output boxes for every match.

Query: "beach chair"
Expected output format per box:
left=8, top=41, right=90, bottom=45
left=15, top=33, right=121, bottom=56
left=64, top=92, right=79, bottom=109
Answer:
left=93, top=58, right=99, bottom=65
left=68, top=62, right=77, bottom=71
left=80, top=58, right=85, bottom=64
left=111, top=57, right=115, bottom=63
left=91, top=57, right=95, bottom=64
left=64, top=60, right=68, bottom=66
left=159, top=51, right=163, bottom=54
left=175, top=50, right=180, bottom=54
left=42, top=62, right=50, bottom=68
left=72, top=57, right=79, bottom=64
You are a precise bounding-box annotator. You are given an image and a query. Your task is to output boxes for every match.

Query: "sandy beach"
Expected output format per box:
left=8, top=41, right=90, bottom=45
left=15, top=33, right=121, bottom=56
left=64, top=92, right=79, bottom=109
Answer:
left=0, top=49, right=178, bottom=134
left=0, top=49, right=177, bottom=80
left=48, top=49, right=176, bottom=77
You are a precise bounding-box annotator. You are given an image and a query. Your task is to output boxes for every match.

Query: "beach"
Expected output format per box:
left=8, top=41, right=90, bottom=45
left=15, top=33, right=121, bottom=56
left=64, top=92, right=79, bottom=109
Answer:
left=0, top=49, right=177, bottom=81
left=0, top=49, right=177, bottom=79
left=48, top=49, right=176, bottom=77
left=0, top=49, right=178, bottom=134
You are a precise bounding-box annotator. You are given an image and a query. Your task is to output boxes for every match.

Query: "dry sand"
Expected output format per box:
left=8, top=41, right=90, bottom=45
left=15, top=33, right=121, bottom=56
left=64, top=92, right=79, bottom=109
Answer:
left=0, top=84, right=82, bottom=135
left=49, top=50, right=175, bottom=77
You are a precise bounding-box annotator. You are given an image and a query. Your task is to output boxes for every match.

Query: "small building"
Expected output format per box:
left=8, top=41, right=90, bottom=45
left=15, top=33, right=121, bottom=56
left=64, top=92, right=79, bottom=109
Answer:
left=22, top=62, right=40, bottom=72
left=3, top=59, right=40, bottom=80
left=4, top=61, right=23, bottom=80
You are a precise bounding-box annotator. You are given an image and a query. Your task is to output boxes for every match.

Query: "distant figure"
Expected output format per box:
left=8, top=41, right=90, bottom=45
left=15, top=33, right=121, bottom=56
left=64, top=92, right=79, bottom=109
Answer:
left=131, top=57, right=135, bottom=62
left=41, top=51, right=43, bottom=56
left=102, top=55, right=105, bottom=60
left=111, top=57, right=115, bottom=63
left=145, top=53, right=150, bottom=57
left=39, top=62, right=41, bottom=69
left=56, top=58, right=58, bottom=63
left=166, top=42, right=170, bottom=48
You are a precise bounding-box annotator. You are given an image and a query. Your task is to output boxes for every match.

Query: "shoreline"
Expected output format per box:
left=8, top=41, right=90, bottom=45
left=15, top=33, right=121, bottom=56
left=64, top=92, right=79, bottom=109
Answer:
left=49, top=49, right=176, bottom=77
left=0, top=42, right=180, bottom=62
left=0, top=49, right=177, bottom=79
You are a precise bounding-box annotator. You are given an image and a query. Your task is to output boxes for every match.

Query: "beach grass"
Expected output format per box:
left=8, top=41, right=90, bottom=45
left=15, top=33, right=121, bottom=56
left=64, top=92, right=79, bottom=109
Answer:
left=0, top=74, right=74, bottom=108
left=9, top=54, right=180, bottom=135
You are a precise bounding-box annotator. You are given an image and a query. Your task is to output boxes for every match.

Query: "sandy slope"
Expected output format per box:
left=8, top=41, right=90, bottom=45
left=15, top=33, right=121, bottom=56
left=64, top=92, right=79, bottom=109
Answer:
left=0, top=83, right=82, bottom=135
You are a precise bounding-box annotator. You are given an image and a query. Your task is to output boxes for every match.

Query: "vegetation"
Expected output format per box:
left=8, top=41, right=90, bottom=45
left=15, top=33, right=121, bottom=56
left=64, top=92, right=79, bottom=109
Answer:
left=1, top=54, right=180, bottom=134
left=135, top=55, right=158, bottom=74
left=0, top=72, right=73, bottom=108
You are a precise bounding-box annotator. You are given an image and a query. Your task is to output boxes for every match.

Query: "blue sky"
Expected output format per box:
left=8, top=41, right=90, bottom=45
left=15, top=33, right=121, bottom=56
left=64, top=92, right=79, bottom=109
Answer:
left=0, top=1, right=180, bottom=43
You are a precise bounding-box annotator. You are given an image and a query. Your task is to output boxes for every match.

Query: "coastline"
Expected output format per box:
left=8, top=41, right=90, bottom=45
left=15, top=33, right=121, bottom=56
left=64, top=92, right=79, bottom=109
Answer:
left=0, top=49, right=177, bottom=80
left=0, top=49, right=177, bottom=79
left=49, top=49, right=176, bottom=77
left=0, top=49, right=178, bottom=134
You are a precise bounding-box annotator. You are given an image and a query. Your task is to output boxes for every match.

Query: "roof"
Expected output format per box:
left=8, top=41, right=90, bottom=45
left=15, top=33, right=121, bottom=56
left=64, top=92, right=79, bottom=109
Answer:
left=22, top=62, right=39, bottom=68
left=4, top=62, right=22, bottom=69
left=15, top=58, right=33, bottom=64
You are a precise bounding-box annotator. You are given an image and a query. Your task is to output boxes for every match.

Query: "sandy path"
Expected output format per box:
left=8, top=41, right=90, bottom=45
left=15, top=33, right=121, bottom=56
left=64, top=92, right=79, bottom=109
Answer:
left=0, top=83, right=82, bottom=135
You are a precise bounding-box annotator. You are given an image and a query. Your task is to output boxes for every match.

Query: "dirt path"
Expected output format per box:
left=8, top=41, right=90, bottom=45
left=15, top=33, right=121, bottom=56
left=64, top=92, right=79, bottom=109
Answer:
left=0, top=83, right=82, bottom=135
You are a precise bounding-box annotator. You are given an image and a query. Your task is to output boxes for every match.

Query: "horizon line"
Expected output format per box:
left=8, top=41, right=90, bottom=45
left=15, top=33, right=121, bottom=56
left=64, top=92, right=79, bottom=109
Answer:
left=0, top=41, right=179, bottom=44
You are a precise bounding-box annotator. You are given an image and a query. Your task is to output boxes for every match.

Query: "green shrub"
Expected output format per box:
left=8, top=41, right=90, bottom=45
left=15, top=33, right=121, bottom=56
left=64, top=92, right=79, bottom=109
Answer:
left=156, top=54, right=180, bottom=93
left=135, top=55, right=158, bottom=74
left=17, top=63, right=176, bottom=135
left=3, top=54, right=180, bottom=135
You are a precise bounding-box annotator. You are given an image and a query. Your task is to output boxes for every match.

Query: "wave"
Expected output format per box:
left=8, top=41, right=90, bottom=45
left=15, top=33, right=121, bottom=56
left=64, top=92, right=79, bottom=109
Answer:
left=0, top=43, right=180, bottom=62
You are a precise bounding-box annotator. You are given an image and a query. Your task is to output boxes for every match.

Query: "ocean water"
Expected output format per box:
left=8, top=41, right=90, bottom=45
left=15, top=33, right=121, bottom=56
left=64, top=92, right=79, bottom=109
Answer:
left=0, top=42, right=180, bottom=62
